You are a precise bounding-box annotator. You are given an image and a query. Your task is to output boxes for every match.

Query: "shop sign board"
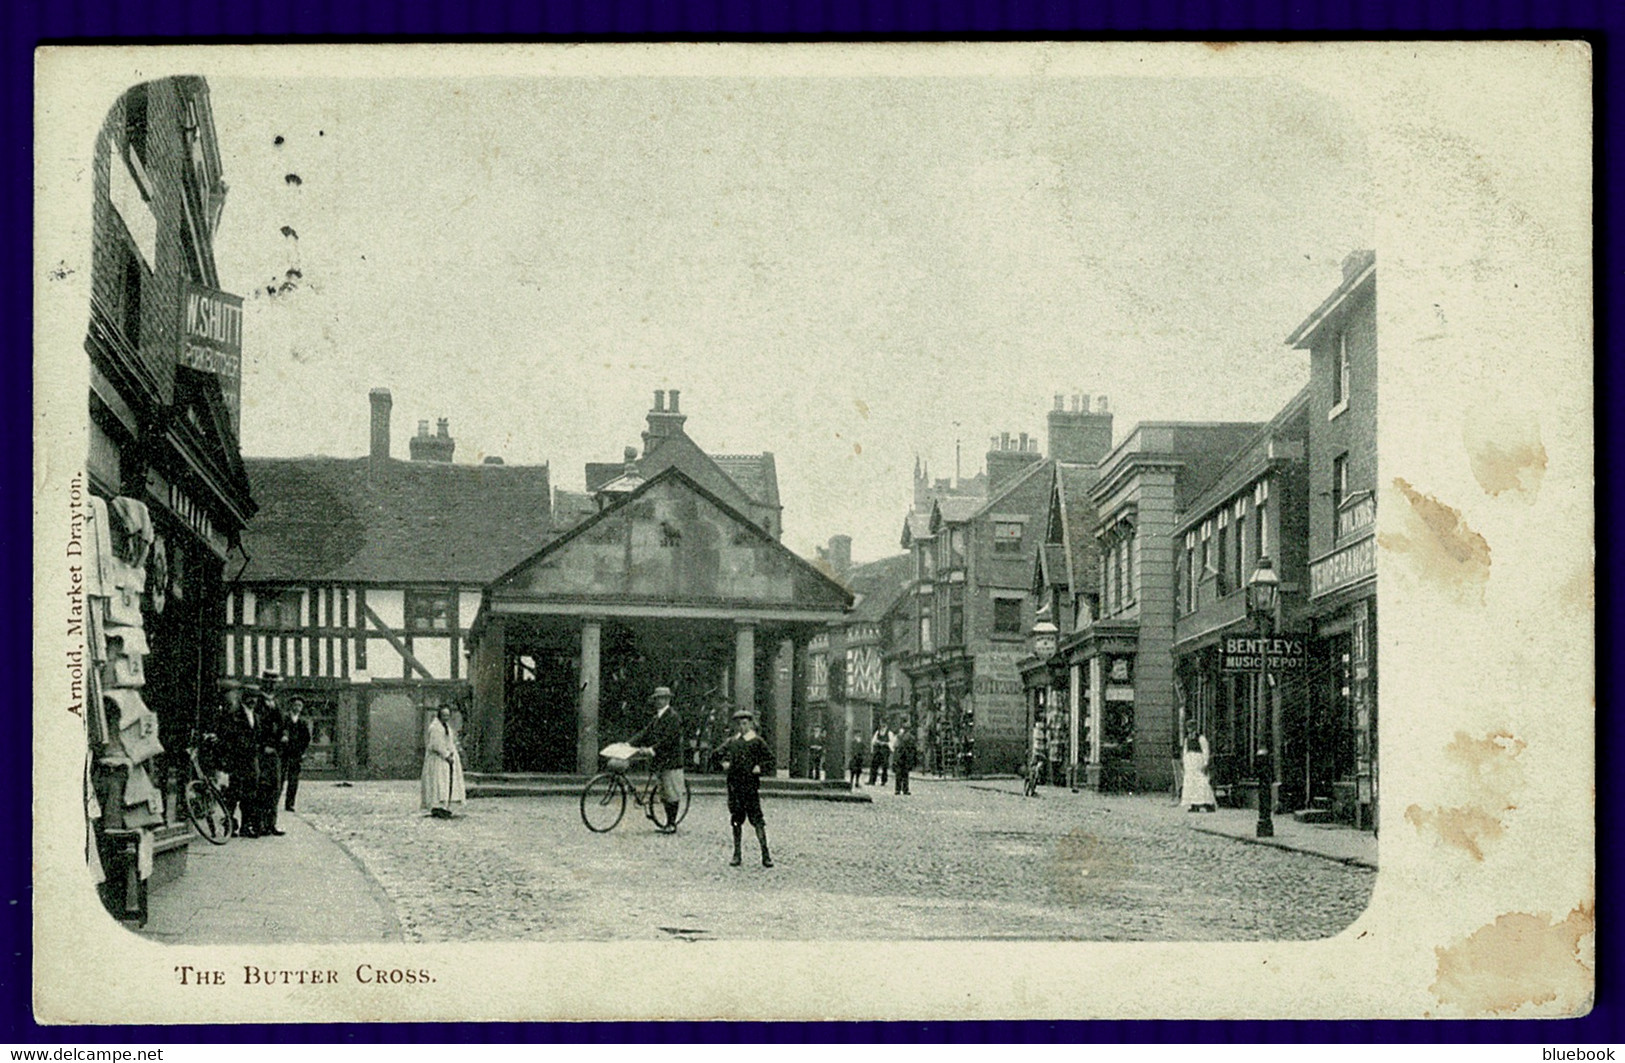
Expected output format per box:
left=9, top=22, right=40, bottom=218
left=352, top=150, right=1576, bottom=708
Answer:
left=178, top=280, right=244, bottom=431
left=972, top=650, right=1025, bottom=736
left=1220, top=634, right=1308, bottom=673
left=1310, top=535, right=1376, bottom=598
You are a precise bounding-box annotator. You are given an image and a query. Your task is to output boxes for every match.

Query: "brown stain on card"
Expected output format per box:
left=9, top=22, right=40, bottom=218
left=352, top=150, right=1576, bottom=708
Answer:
left=1378, top=478, right=1491, bottom=600
left=1462, top=405, right=1547, bottom=501
left=1432, top=901, right=1594, bottom=1016
left=1404, top=730, right=1526, bottom=860
left=1047, top=829, right=1132, bottom=904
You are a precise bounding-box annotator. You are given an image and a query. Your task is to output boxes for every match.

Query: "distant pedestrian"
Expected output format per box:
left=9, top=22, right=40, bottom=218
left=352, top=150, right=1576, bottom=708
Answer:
left=281, top=696, right=313, bottom=812
left=1045, top=707, right=1066, bottom=786
left=1180, top=733, right=1217, bottom=812
left=847, top=730, right=866, bottom=789
left=893, top=723, right=917, bottom=796
left=421, top=706, right=466, bottom=819
left=867, top=725, right=889, bottom=786
left=718, top=708, right=774, bottom=868
left=807, top=725, right=826, bottom=780
left=631, top=685, right=685, bottom=832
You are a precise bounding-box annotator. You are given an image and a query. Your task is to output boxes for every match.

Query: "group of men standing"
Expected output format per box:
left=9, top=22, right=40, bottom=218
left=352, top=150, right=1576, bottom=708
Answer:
left=856, top=721, right=917, bottom=795
left=206, top=672, right=312, bottom=838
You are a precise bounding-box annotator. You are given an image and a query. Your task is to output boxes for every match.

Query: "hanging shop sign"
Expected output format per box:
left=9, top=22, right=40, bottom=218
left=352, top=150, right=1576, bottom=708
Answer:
left=178, top=280, right=244, bottom=431
left=1220, top=635, right=1309, bottom=673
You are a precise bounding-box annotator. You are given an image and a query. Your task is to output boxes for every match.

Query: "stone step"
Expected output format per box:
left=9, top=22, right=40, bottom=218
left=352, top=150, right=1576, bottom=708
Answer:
left=1292, top=807, right=1337, bottom=824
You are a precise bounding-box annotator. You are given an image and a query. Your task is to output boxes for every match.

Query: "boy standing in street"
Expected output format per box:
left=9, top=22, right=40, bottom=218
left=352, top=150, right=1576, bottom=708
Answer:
left=718, top=708, right=774, bottom=867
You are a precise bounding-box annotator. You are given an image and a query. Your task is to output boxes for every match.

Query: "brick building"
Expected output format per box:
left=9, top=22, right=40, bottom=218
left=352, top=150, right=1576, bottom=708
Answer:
left=901, top=395, right=1114, bottom=776
left=1059, top=420, right=1264, bottom=792
left=1170, top=388, right=1311, bottom=810
left=84, top=78, right=257, bottom=919
left=1289, top=250, right=1378, bottom=828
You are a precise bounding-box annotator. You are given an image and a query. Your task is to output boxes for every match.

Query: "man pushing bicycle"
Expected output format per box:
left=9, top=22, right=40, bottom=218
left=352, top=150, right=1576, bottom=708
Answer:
left=631, top=685, right=686, bottom=833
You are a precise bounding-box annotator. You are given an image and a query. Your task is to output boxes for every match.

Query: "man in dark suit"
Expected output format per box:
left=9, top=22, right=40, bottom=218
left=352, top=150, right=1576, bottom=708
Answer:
left=212, top=678, right=255, bottom=836
left=631, top=685, right=685, bottom=833
left=281, top=696, right=313, bottom=812
left=251, top=673, right=287, bottom=836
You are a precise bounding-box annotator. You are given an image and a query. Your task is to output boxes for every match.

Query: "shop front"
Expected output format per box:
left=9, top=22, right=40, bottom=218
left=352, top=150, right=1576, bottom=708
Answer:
left=1306, top=495, right=1377, bottom=828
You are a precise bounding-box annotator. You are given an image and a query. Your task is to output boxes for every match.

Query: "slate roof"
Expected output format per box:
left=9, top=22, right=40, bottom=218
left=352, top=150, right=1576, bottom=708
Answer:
left=711, top=453, right=780, bottom=507
left=934, top=495, right=985, bottom=525
left=552, top=488, right=598, bottom=532
left=844, top=553, right=913, bottom=621
left=239, top=457, right=552, bottom=584
left=1054, top=462, right=1102, bottom=594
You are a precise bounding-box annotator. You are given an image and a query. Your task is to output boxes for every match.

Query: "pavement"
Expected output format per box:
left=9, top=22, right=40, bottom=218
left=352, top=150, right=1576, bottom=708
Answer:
left=966, top=778, right=1378, bottom=870
left=139, top=803, right=403, bottom=944
left=270, top=776, right=1375, bottom=943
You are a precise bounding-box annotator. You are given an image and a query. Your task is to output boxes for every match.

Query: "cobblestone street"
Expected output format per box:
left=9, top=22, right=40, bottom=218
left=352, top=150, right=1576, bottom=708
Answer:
left=296, top=778, right=1374, bottom=943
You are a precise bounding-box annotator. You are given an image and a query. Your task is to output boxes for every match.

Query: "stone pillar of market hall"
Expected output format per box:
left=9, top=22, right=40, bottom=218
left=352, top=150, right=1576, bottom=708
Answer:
left=577, top=618, right=603, bottom=775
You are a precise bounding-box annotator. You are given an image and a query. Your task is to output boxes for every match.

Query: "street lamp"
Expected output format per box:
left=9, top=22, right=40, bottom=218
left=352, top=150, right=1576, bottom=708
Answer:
left=1247, top=556, right=1280, bottom=839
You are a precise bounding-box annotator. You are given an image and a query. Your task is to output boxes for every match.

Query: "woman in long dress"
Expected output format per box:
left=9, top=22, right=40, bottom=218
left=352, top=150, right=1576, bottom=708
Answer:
left=421, top=706, right=466, bottom=819
left=1180, top=732, right=1217, bottom=812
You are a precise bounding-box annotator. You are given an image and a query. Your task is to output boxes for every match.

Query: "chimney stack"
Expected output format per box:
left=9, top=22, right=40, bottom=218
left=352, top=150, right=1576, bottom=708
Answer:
left=642, top=388, right=689, bottom=456
left=826, top=535, right=853, bottom=579
left=410, top=415, right=456, bottom=463
left=1048, top=389, right=1114, bottom=465
left=369, top=388, right=392, bottom=464
left=987, top=428, right=1043, bottom=493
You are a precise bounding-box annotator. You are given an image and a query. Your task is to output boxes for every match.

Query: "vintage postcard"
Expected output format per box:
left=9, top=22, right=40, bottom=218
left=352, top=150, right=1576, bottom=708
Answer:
left=32, top=42, right=1592, bottom=1023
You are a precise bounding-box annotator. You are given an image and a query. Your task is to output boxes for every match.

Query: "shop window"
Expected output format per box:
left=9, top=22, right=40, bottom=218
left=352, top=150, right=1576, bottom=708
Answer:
left=993, top=596, right=1023, bottom=636
left=405, top=590, right=453, bottom=632
left=993, top=521, right=1024, bottom=555
left=254, top=590, right=302, bottom=629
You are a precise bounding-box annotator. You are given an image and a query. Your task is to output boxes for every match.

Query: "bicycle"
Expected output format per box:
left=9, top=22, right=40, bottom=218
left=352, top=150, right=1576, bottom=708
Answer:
left=182, top=745, right=233, bottom=845
left=579, top=743, right=692, bottom=833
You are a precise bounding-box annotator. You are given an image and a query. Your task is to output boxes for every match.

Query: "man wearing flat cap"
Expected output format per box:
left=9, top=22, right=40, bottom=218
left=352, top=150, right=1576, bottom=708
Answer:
left=631, top=685, right=686, bottom=833
left=717, top=707, right=774, bottom=867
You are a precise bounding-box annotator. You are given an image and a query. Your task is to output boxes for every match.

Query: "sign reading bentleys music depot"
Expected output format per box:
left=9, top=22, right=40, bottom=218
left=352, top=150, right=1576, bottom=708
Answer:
left=1220, top=635, right=1308, bottom=673
left=178, top=279, right=244, bottom=431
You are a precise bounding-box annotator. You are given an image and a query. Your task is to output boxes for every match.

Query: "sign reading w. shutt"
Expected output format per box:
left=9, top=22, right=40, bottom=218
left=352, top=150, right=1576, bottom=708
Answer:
left=1221, top=635, right=1308, bottom=673
left=178, top=280, right=244, bottom=431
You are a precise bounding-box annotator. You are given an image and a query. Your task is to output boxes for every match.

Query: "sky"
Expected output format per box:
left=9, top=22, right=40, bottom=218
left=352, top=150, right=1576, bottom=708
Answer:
left=205, top=72, right=1371, bottom=563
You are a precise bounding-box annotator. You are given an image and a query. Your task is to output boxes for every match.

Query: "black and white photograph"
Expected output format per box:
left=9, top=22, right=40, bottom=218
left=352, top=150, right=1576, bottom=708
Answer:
left=32, top=43, right=1592, bottom=1023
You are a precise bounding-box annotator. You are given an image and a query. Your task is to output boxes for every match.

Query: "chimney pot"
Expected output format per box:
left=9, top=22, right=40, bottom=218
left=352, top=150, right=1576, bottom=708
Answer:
left=417, top=419, right=430, bottom=437
left=437, top=417, right=449, bottom=438
left=1097, top=395, right=1109, bottom=413
left=1001, top=432, right=1011, bottom=450
left=1019, top=432, right=1029, bottom=451
left=669, top=389, right=680, bottom=413
left=1054, top=394, right=1064, bottom=411
left=654, top=389, right=665, bottom=412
